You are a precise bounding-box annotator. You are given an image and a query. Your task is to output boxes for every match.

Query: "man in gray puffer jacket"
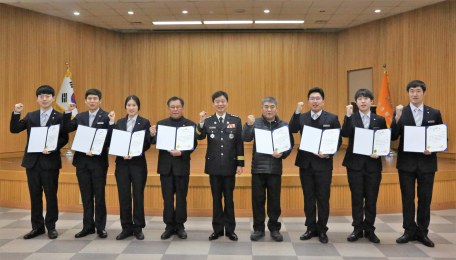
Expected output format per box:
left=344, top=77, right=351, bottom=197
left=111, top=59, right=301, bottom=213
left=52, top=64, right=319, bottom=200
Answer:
left=242, top=97, right=294, bottom=242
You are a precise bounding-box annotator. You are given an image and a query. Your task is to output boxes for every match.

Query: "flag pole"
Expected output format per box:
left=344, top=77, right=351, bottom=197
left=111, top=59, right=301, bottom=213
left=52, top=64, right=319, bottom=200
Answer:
left=65, top=62, right=74, bottom=157
left=383, top=64, right=395, bottom=157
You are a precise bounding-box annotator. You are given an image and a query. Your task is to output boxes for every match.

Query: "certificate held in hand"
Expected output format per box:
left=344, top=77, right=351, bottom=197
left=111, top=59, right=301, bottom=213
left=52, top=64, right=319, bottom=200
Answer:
left=404, top=124, right=447, bottom=153
left=299, top=125, right=340, bottom=155
left=353, top=127, right=391, bottom=156
left=254, top=125, right=292, bottom=155
left=109, top=129, right=146, bottom=157
left=27, top=125, right=60, bottom=153
left=71, top=125, right=108, bottom=155
left=155, top=125, right=195, bottom=151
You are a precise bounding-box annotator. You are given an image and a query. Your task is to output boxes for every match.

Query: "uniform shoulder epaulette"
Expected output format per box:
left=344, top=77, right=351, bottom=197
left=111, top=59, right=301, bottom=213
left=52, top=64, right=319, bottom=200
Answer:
left=230, top=114, right=239, bottom=118
left=206, top=115, right=213, bottom=119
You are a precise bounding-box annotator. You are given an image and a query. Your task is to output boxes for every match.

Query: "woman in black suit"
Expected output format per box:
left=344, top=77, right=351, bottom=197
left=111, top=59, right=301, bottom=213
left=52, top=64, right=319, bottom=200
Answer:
left=110, top=95, right=151, bottom=240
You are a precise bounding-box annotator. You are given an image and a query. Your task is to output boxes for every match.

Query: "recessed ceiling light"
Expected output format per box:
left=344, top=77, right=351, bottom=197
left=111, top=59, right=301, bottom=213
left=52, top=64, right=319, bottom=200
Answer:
left=320, top=10, right=325, bottom=13
left=128, top=11, right=134, bottom=15
left=255, top=20, right=304, bottom=24
left=74, top=12, right=80, bottom=15
left=264, top=10, right=270, bottom=13
left=235, top=9, right=245, bottom=13
left=375, top=9, right=381, bottom=13
left=153, top=21, right=202, bottom=25
left=182, top=10, right=188, bottom=14
left=204, top=20, right=253, bottom=24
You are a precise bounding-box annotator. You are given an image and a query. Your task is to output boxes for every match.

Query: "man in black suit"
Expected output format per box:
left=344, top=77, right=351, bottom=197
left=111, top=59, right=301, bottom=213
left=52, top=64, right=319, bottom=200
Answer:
left=341, top=89, right=387, bottom=243
left=392, top=80, right=443, bottom=248
left=10, top=85, right=69, bottom=239
left=150, top=96, right=198, bottom=240
left=63, top=89, right=112, bottom=238
left=289, top=87, right=342, bottom=244
left=196, top=91, right=244, bottom=241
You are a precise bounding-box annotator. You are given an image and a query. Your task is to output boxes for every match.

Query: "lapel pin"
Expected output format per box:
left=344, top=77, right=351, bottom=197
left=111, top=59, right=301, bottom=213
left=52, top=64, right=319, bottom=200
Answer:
left=99, top=115, right=101, bottom=117
left=226, top=121, right=229, bottom=124
left=52, top=117, right=54, bottom=119
left=138, top=123, right=140, bottom=124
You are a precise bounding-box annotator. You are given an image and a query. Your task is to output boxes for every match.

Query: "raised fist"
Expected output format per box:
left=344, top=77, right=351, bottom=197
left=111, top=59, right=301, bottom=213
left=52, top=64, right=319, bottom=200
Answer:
left=14, top=103, right=24, bottom=113
left=199, top=111, right=207, bottom=123
left=346, top=104, right=353, bottom=116
left=108, top=111, right=115, bottom=122
left=68, top=103, right=76, bottom=111
left=150, top=125, right=157, bottom=137
left=247, top=115, right=255, bottom=126
left=395, top=104, right=403, bottom=121
left=296, top=102, right=304, bottom=113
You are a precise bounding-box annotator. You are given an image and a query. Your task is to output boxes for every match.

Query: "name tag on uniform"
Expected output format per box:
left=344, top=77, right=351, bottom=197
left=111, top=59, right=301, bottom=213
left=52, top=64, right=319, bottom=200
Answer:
left=428, top=120, right=435, bottom=123
left=97, top=122, right=104, bottom=124
left=323, top=124, right=330, bottom=127
left=209, top=126, right=216, bottom=129
left=227, top=124, right=236, bottom=128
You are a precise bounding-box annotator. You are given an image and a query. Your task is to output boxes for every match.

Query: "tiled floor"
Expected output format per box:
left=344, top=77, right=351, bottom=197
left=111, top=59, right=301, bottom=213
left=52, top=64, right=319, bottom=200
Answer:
left=0, top=207, right=455, bottom=260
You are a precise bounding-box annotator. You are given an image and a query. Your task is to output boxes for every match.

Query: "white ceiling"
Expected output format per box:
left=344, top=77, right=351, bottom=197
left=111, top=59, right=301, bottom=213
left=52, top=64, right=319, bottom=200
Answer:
left=1, top=0, right=446, bottom=32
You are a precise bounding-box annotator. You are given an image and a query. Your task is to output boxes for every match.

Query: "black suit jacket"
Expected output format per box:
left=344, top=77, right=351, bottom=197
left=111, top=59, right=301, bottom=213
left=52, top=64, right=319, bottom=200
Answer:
left=196, top=113, right=244, bottom=176
left=113, top=115, right=151, bottom=166
left=63, top=109, right=112, bottom=170
left=151, top=117, right=198, bottom=176
left=391, top=104, right=443, bottom=172
left=10, top=110, right=69, bottom=170
left=341, top=112, right=388, bottom=172
left=289, top=110, right=342, bottom=171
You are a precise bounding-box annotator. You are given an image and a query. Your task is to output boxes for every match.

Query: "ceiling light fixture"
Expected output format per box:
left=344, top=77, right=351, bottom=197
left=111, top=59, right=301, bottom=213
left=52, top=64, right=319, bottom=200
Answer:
left=375, top=9, right=381, bottom=13
left=153, top=21, right=202, bottom=25
left=128, top=11, right=134, bottom=15
left=74, top=12, right=80, bottom=15
left=182, top=10, right=188, bottom=14
left=255, top=20, right=304, bottom=24
left=264, top=10, right=270, bottom=13
left=204, top=20, right=253, bottom=24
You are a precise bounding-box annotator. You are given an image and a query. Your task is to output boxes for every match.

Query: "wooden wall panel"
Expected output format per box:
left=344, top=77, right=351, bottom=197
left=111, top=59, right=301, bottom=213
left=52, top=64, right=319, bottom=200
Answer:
left=338, top=1, right=456, bottom=153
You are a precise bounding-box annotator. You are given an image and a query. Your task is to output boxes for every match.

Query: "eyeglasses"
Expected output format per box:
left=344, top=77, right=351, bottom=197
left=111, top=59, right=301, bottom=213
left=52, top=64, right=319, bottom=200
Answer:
left=309, top=97, right=322, bottom=101
left=169, top=106, right=182, bottom=110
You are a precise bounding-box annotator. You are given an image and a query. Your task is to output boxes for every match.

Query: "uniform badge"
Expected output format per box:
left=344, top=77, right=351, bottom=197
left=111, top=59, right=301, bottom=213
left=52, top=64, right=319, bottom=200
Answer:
left=210, top=134, right=215, bottom=138
left=229, top=133, right=234, bottom=139
left=214, top=121, right=217, bottom=124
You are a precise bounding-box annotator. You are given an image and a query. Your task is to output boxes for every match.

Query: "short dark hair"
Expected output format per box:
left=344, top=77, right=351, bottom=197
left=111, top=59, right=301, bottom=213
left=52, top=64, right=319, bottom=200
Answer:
left=212, top=91, right=228, bottom=102
left=85, top=89, right=102, bottom=99
left=308, top=87, right=325, bottom=100
left=125, top=95, right=140, bottom=111
left=354, top=89, right=374, bottom=101
left=406, top=80, right=426, bottom=93
left=167, top=96, right=184, bottom=107
left=36, top=85, right=55, bottom=97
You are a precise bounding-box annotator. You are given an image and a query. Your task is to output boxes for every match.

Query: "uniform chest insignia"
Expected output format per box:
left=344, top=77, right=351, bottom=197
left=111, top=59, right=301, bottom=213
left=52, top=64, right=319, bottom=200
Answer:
left=227, top=124, right=236, bottom=128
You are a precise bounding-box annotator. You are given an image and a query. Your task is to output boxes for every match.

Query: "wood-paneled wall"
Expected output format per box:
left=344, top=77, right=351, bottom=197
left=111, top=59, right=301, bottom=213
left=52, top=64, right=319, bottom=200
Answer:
left=337, top=0, right=456, bottom=153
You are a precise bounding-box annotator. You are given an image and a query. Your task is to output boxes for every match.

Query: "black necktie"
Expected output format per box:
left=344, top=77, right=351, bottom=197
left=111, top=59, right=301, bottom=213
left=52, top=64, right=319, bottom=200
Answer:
left=219, top=117, right=223, bottom=125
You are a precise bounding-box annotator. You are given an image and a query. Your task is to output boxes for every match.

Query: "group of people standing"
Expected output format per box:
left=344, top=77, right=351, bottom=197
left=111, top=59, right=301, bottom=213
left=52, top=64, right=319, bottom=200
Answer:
left=10, top=80, right=442, bottom=249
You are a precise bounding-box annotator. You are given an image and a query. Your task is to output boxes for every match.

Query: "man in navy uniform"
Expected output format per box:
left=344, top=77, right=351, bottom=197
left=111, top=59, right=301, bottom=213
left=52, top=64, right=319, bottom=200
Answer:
left=10, top=85, right=69, bottom=239
left=392, top=80, right=443, bottom=247
left=196, top=91, right=244, bottom=241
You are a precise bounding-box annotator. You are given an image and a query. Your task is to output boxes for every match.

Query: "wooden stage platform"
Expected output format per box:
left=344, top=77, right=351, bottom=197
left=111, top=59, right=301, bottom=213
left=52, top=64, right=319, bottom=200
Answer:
left=1, top=148, right=455, bottom=217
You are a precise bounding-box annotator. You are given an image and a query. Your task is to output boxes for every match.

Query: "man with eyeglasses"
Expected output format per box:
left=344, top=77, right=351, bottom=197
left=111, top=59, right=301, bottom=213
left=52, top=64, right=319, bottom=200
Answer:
left=196, top=91, right=244, bottom=241
left=289, top=87, right=342, bottom=244
left=150, top=96, right=198, bottom=240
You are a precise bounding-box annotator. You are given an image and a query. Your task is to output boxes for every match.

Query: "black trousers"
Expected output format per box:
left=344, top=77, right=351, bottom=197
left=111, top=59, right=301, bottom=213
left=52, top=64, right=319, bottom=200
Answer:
left=251, top=174, right=282, bottom=232
left=115, top=163, right=148, bottom=233
left=347, top=166, right=382, bottom=232
left=398, top=169, right=435, bottom=236
left=210, top=175, right=236, bottom=233
left=160, top=174, right=189, bottom=231
left=25, top=162, right=59, bottom=230
left=299, top=168, right=332, bottom=233
left=76, top=167, right=107, bottom=231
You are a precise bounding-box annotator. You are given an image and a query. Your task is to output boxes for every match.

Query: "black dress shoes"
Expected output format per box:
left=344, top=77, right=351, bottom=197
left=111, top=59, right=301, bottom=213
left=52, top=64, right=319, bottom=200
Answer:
left=116, top=231, right=133, bottom=240
left=161, top=230, right=175, bottom=240
left=97, top=230, right=108, bottom=239
left=135, top=232, right=145, bottom=240
left=319, top=232, right=328, bottom=244
left=250, top=231, right=265, bottom=241
left=270, top=230, right=284, bottom=242
left=300, top=230, right=318, bottom=240
left=177, top=229, right=187, bottom=239
left=23, top=229, right=45, bottom=239
left=416, top=234, right=435, bottom=247
left=75, top=229, right=95, bottom=238
left=347, top=230, right=363, bottom=242
left=364, top=231, right=380, bottom=243
left=225, top=232, right=238, bottom=241
left=48, top=229, right=58, bottom=239
left=396, top=234, right=416, bottom=244
left=209, top=231, right=224, bottom=241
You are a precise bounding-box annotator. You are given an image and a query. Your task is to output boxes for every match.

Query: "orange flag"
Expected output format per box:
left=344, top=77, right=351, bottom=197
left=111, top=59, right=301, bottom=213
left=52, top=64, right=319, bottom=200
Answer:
left=377, top=71, right=393, bottom=127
